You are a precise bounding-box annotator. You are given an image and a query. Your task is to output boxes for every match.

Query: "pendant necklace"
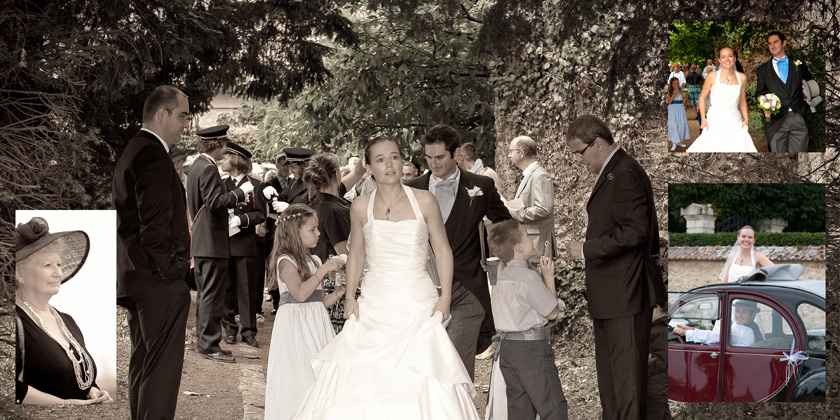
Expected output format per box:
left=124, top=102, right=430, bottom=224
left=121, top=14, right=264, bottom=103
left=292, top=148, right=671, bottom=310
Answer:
left=381, top=190, right=403, bottom=220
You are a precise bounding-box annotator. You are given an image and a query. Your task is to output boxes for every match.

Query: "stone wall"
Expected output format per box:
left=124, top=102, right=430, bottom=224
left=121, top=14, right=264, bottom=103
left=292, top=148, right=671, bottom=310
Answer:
left=668, top=260, right=826, bottom=292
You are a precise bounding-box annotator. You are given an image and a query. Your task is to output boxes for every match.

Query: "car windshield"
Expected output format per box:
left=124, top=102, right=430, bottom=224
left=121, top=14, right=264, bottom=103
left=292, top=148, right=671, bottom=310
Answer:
left=669, top=292, right=720, bottom=331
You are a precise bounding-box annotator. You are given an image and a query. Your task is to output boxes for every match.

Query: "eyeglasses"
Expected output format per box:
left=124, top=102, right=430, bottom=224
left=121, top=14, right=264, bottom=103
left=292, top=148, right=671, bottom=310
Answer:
left=509, top=148, right=522, bottom=153
left=573, top=140, right=596, bottom=156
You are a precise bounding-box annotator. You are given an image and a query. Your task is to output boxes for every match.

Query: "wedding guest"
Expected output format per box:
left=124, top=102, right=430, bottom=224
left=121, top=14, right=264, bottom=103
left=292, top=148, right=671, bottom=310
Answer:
left=456, top=142, right=504, bottom=199
left=401, top=161, right=419, bottom=182
left=667, top=78, right=690, bottom=151
left=701, top=59, right=715, bottom=78
left=487, top=219, right=567, bottom=420
left=564, top=115, right=666, bottom=420
left=113, top=85, right=191, bottom=418
left=169, top=144, right=190, bottom=189
left=303, top=152, right=357, bottom=333
left=685, top=63, right=703, bottom=119
left=667, top=63, right=686, bottom=88
left=264, top=205, right=345, bottom=420
left=507, top=136, right=555, bottom=258
left=15, top=218, right=112, bottom=405
left=188, top=124, right=254, bottom=364
left=220, top=142, right=266, bottom=347
left=719, top=225, right=775, bottom=282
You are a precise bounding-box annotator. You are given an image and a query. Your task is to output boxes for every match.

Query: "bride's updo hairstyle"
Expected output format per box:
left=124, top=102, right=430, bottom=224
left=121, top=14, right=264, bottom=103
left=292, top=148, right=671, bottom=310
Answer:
left=302, top=152, right=340, bottom=192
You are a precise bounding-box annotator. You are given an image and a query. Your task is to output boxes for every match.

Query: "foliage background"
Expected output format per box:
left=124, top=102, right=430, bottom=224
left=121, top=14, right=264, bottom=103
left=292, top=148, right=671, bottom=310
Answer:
left=667, top=183, right=826, bottom=233
left=669, top=231, right=825, bottom=246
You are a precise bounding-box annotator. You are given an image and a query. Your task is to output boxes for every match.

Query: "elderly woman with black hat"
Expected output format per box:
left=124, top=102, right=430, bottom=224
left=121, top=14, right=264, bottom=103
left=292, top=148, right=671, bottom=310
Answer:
left=14, top=217, right=112, bottom=404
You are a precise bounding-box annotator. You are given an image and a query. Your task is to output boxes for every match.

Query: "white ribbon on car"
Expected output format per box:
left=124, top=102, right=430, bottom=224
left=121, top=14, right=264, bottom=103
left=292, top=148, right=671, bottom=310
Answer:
left=759, top=339, right=809, bottom=402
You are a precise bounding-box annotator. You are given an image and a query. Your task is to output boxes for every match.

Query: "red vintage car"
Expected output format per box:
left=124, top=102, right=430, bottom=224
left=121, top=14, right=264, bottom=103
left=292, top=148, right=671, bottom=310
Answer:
left=668, top=264, right=825, bottom=402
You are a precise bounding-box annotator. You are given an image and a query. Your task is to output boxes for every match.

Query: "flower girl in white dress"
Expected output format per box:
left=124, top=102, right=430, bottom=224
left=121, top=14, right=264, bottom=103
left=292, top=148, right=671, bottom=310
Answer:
left=264, top=204, right=345, bottom=420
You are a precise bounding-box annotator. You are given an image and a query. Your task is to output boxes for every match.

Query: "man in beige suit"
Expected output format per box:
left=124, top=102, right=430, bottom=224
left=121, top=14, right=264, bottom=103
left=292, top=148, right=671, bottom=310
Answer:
left=508, top=135, right=556, bottom=258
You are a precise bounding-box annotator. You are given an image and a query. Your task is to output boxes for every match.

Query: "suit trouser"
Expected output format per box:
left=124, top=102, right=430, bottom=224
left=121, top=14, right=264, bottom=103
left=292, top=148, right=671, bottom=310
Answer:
left=446, top=280, right=485, bottom=380
left=770, top=111, right=809, bottom=152
left=222, top=256, right=257, bottom=339
left=593, top=306, right=653, bottom=420
left=194, top=257, right=228, bottom=353
left=500, top=339, right=569, bottom=420
left=122, top=279, right=190, bottom=420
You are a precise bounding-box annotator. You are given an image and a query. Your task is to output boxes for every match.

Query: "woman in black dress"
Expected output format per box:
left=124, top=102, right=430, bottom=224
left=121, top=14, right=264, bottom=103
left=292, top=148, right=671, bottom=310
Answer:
left=14, top=217, right=112, bottom=405
left=303, top=152, right=359, bottom=333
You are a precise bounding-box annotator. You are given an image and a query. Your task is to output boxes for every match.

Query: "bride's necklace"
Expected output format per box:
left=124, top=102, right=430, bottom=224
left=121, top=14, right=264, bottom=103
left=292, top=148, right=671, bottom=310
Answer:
left=16, top=296, right=94, bottom=390
left=380, top=190, right=404, bottom=220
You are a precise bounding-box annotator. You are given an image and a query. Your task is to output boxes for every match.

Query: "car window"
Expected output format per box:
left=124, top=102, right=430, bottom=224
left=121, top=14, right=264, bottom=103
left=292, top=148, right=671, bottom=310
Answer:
left=733, top=299, right=793, bottom=350
left=670, top=293, right=720, bottom=331
left=797, top=302, right=825, bottom=351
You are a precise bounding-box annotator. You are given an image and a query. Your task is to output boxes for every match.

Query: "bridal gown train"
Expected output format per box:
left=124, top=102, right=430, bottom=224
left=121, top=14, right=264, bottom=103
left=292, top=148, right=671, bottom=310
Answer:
left=686, top=71, right=758, bottom=153
left=291, top=185, right=480, bottom=420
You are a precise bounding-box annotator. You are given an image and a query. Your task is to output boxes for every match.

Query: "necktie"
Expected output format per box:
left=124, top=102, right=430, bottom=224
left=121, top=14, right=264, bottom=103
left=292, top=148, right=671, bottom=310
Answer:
left=434, top=179, right=458, bottom=223
left=774, top=57, right=789, bottom=83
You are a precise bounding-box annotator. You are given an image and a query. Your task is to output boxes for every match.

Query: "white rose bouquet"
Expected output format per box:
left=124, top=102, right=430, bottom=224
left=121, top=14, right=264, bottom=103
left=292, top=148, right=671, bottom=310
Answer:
left=758, top=93, right=782, bottom=122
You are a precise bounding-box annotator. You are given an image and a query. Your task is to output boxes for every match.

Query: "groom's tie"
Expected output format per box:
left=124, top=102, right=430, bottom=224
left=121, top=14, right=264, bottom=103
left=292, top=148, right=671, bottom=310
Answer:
left=434, top=179, right=458, bottom=223
left=774, top=56, right=789, bottom=83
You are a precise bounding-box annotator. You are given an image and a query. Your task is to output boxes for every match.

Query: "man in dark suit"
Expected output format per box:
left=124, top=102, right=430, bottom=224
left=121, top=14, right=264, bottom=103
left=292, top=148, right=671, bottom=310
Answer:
left=756, top=31, right=815, bottom=152
left=113, top=85, right=192, bottom=419
left=220, top=142, right=265, bottom=347
left=404, top=124, right=511, bottom=379
left=187, top=125, right=253, bottom=363
left=564, top=115, right=666, bottom=420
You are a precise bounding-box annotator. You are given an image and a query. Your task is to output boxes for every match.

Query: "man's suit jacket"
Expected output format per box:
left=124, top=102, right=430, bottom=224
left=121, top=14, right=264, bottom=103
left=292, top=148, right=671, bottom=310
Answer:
left=510, top=162, right=556, bottom=258
left=187, top=155, right=246, bottom=259
left=756, top=57, right=814, bottom=140
left=114, top=130, right=191, bottom=298
left=582, top=148, right=666, bottom=320
left=404, top=170, right=511, bottom=312
left=225, top=176, right=266, bottom=258
left=278, top=177, right=309, bottom=205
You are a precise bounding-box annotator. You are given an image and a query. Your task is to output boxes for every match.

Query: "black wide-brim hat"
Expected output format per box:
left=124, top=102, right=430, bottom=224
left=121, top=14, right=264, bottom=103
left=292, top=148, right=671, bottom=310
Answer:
left=15, top=217, right=90, bottom=284
left=225, top=141, right=252, bottom=159
left=283, top=147, right=314, bottom=164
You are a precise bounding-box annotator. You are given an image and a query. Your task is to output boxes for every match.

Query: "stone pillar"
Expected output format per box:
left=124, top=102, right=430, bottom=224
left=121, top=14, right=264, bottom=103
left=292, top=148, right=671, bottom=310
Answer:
left=680, top=203, right=718, bottom=234
left=756, top=217, right=788, bottom=232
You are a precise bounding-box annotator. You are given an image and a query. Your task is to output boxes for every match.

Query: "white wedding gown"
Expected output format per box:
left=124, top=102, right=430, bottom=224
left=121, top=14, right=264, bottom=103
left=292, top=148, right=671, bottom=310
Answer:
left=292, top=185, right=480, bottom=420
left=686, top=71, right=757, bottom=153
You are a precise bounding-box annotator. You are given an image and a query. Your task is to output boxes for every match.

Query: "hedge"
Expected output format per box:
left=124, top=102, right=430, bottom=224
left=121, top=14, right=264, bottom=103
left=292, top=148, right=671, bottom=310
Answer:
left=669, top=232, right=825, bottom=247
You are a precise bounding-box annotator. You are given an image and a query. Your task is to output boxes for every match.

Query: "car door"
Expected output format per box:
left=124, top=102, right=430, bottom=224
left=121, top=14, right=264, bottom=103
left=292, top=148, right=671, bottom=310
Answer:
left=721, top=293, right=801, bottom=402
left=668, top=292, right=723, bottom=402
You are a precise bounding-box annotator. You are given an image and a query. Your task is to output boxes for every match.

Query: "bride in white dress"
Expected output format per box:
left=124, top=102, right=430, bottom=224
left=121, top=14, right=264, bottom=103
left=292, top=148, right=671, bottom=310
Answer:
left=720, top=225, right=775, bottom=282
left=292, top=137, right=480, bottom=419
left=686, top=47, right=757, bottom=153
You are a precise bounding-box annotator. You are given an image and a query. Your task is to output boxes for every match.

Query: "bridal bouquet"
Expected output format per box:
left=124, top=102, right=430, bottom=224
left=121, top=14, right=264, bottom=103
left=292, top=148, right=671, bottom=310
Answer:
left=758, top=93, right=782, bottom=122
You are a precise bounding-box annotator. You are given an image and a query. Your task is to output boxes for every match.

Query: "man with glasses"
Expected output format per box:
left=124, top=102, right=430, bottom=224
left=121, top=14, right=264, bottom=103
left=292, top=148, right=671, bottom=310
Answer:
left=114, top=85, right=193, bottom=419
left=563, top=115, right=666, bottom=420
left=507, top=135, right=556, bottom=259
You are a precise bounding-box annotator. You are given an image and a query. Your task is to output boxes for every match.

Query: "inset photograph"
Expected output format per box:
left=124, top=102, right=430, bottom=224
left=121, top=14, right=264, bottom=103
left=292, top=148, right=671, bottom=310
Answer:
left=14, top=210, right=117, bottom=404
left=665, top=183, right=825, bottom=402
left=667, top=22, right=825, bottom=153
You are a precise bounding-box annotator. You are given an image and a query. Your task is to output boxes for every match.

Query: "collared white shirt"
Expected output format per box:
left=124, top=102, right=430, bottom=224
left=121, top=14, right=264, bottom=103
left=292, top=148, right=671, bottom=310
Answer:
left=429, top=167, right=460, bottom=195
left=141, top=128, right=170, bottom=153
left=231, top=173, right=245, bottom=185
left=468, top=158, right=483, bottom=174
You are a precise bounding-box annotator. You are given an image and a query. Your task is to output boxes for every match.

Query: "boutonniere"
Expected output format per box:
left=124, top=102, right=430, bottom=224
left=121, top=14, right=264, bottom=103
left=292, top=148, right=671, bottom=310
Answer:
left=466, top=186, right=483, bottom=206
left=794, top=59, right=802, bottom=68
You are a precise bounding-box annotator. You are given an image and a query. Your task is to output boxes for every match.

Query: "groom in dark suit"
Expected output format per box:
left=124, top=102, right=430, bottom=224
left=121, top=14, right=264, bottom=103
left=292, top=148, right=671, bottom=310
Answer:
left=756, top=31, right=814, bottom=152
left=404, top=124, right=511, bottom=379
left=113, top=85, right=192, bottom=419
left=564, top=115, right=666, bottom=420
